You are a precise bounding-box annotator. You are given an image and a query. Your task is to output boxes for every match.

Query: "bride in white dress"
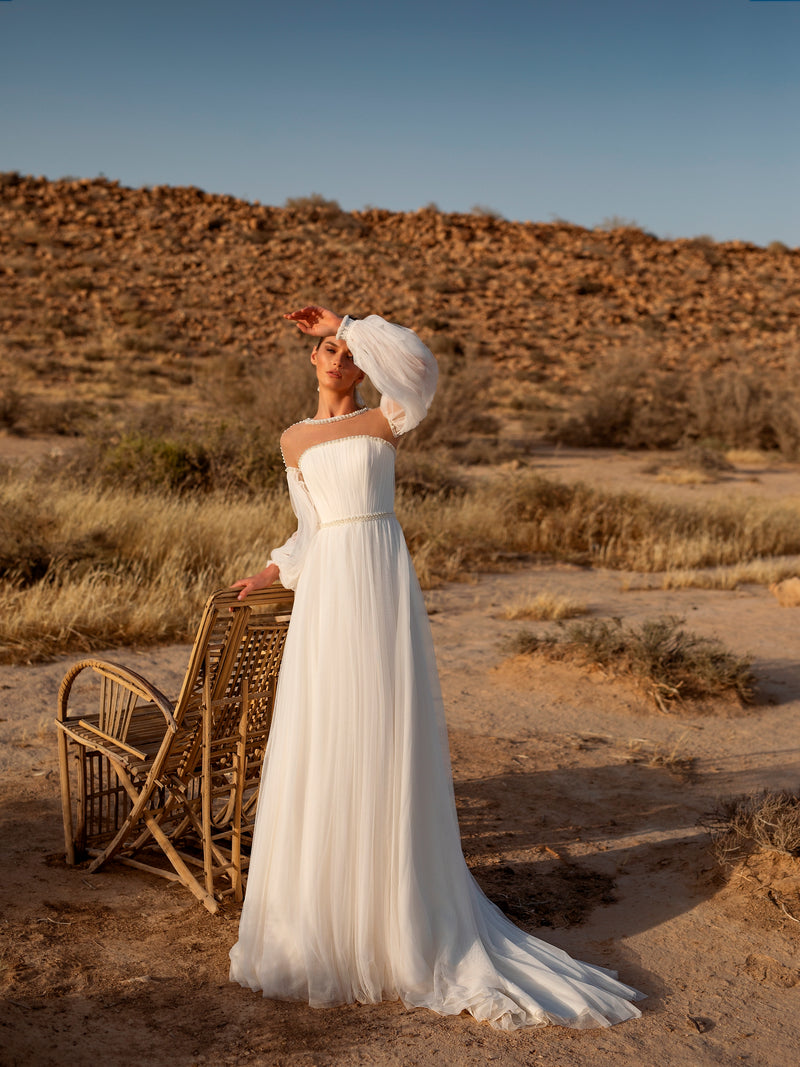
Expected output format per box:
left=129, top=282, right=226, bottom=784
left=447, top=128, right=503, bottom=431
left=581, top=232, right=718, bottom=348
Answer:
left=228, top=305, right=644, bottom=1030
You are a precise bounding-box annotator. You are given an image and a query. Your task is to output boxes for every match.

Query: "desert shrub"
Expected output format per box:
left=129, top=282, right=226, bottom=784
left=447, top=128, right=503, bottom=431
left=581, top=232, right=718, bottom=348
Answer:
left=626, top=736, right=697, bottom=781
left=688, top=366, right=800, bottom=457
left=0, top=389, right=94, bottom=436
left=505, top=615, right=755, bottom=708
left=283, top=192, right=342, bottom=215
left=403, top=344, right=500, bottom=451
left=548, top=355, right=800, bottom=459
left=282, top=193, right=360, bottom=235
left=548, top=352, right=688, bottom=449
left=470, top=204, right=504, bottom=220
left=95, top=432, right=214, bottom=493
left=394, top=452, right=467, bottom=498
left=597, top=215, right=643, bottom=232
left=703, top=790, right=800, bottom=864
left=0, top=386, right=25, bottom=432
left=67, top=422, right=285, bottom=496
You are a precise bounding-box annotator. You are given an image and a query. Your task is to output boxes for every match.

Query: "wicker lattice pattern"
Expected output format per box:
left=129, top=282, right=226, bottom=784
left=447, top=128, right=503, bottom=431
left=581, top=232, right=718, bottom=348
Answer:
left=56, top=586, right=293, bottom=913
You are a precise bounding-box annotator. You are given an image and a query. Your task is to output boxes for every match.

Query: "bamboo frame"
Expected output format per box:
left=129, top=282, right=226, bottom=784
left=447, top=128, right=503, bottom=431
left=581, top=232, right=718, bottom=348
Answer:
left=55, top=586, right=293, bottom=912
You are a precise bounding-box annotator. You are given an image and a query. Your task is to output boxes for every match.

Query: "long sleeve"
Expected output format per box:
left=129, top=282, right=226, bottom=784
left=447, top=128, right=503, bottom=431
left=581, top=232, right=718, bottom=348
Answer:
left=268, top=467, right=319, bottom=590
left=337, top=315, right=438, bottom=436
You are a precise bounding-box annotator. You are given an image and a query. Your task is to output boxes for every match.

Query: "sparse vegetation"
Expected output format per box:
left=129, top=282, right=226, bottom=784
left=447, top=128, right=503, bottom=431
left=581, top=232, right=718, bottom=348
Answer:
left=4, top=453, right=800, bottom=663
left=504, top=615, right=755, bottom=709
left=626, top=734, right=697, bottom=780
left=703, top=790, right=800, bottom=864
left=500, top=590, right=587, bottom=621
left=548, top=355, right=800, bottom=460
left=658, top=557, right=800, bottom=591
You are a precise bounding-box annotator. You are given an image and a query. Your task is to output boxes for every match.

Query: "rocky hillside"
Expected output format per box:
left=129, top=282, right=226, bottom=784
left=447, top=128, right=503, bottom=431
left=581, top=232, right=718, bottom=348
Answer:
left=1, top=172, right=799, bottom=430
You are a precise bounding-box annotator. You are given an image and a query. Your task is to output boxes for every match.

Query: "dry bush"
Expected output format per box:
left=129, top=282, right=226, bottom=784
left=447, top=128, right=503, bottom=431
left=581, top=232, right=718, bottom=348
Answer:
left=504, top=616, right=754, bottom=709
left=67, top=422, right=286, bottom=496
left=59, top=344, right=315, bottom=495
left=703, top=791, right=800, bottom=866
left=548, top=354, right=800, bottom=459
left=501, top=590, right=587, bottom=621
left=547, top=352, right=687, bottom=449
left=645, top=444, right=735, bottom=485
left=626, top=734, right=697, bottom=781
left=0, top=388, right=95, bottom=437
left=401, top=341, right=500, bottom=453
left=394, top=452, right=468, bottom=499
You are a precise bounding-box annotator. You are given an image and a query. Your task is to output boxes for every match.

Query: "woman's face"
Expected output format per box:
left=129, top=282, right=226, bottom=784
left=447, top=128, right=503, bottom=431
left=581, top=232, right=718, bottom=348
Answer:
left=311, top=337, right=365, bottom=393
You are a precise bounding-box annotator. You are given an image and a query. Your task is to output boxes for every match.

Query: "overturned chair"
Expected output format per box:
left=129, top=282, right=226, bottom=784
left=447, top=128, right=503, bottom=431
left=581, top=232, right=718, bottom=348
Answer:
left=56, top=585, right=293, bottom=913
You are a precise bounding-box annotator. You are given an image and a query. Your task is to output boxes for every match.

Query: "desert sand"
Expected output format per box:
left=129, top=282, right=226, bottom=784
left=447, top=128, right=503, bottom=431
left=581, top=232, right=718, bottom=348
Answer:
left=2, top=450, right=800, bottom=1067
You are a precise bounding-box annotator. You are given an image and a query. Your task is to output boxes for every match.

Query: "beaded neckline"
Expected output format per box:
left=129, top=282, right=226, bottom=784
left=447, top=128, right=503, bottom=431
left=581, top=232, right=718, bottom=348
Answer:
left=302, top=406, right=369, bottom=426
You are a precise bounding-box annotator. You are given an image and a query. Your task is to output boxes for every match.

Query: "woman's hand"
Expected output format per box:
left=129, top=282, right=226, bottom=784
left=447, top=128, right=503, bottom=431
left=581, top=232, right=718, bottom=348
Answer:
left=231, top=563, right=279, bottom=601
left=284, top=306, right=343, bottom=338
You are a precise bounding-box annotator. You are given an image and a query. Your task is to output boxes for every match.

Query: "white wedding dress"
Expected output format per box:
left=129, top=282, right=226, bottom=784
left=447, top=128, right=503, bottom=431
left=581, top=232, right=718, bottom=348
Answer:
left=229, top=316, right=644, bottom=1030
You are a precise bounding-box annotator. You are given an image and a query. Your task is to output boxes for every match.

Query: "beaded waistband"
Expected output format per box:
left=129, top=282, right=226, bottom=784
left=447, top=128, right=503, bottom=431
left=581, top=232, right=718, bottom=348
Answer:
left=319, top=511, right=394, bottom=529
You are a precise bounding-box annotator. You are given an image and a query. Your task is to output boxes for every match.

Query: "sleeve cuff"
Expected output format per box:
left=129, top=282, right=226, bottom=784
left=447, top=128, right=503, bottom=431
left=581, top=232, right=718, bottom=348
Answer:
left=336, top=315, right=355, bottom=343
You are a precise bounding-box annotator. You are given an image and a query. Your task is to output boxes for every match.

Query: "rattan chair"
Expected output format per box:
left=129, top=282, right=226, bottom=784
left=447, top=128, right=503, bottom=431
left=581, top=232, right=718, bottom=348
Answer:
left=56, top=585, right=293, bottom=913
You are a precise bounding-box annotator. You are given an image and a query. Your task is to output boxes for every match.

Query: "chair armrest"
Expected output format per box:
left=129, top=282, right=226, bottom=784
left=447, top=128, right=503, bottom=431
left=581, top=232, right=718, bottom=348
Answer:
left=57, top=658, right=178, bottom=733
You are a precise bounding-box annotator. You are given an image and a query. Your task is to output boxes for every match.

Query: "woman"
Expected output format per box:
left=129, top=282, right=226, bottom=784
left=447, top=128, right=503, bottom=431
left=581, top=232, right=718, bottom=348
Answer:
left=228, top=306, right=644, bottom=1030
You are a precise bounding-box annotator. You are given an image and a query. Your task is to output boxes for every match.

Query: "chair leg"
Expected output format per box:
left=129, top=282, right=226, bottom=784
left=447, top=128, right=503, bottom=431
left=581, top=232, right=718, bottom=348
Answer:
left=202, top=663, right=214, bottom=898
left=231, top=679, right=248, bottom=903
left=57, top=728, right=76, bottom=866
left=140, top=811, right=219, bottom=913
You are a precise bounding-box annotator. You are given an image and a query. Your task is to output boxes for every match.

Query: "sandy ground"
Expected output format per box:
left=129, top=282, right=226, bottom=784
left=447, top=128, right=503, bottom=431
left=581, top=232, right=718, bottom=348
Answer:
left=2, top=450, right=800, bottom=1066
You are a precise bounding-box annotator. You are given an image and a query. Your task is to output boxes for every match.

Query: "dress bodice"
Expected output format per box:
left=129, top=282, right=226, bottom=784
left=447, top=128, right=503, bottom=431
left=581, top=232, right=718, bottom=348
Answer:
left=297, top=435, right=396, bottom=526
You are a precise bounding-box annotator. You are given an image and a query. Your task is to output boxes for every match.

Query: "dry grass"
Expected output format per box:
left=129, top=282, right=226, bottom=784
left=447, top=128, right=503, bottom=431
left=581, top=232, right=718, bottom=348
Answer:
left=658, top=558, right=800, bottom=592
left=725, top=449, right=780, bottom=469
left=0, top=480, right=293, bottom=662
left=504, top=615, right=755, bottom=709
left=402, top=470, right=800, bottom=581
left=4, top=455, right=800, bottom=663
left=500, top=590, right=587, bottom=621
left=645, top=444, right=735, bottom=486
left=703, top=791, right=800, bottom=865
left=626, top=733, right=698, bottom=781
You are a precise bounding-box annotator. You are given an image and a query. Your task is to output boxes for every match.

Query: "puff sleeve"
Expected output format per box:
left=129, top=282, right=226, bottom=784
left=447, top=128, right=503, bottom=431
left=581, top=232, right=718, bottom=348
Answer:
left=337, top=315, right=438, bottom=436
left=267, top=467, right=320, bottom=590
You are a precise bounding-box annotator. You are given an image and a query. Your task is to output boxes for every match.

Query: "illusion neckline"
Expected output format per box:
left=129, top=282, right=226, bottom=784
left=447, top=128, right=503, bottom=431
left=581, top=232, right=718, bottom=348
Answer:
left=303, top=407, right=370, bottom=425
left=295, top=434, right=396, bottom=472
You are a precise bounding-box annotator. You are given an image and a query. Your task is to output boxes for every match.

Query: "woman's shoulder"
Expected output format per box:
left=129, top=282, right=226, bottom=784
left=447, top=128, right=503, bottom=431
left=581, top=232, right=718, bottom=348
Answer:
left=279, top=421, right=312, bottom=468
left=280, top=420, right=308, bottom=447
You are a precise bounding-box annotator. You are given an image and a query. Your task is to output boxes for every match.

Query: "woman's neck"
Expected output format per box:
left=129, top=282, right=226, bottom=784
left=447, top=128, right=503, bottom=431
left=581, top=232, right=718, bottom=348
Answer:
left=313, top=390, right=362, bottom=420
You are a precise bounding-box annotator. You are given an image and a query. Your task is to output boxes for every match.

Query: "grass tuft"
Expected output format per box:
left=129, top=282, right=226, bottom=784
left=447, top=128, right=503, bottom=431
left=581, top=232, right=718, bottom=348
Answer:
left=500, top=590, right=587, bottom=621
left=626, top=734, right=697, bottom=781
left=505, top=615, right=755, bottom=709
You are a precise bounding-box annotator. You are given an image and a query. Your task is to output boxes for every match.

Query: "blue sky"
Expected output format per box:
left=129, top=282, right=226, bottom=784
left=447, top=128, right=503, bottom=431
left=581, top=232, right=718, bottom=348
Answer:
left=1, top=0, right=798, bottom=245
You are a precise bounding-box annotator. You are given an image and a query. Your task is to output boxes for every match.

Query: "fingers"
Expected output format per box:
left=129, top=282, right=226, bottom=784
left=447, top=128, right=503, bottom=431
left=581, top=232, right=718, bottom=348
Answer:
left=283, top=306, right=324, bottom=332
left=230, top=578, right=253, bottom=601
